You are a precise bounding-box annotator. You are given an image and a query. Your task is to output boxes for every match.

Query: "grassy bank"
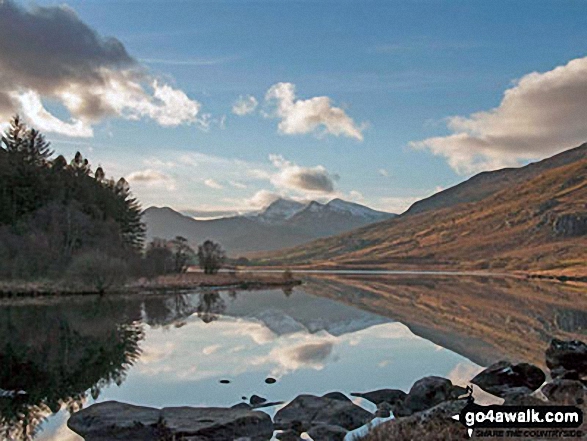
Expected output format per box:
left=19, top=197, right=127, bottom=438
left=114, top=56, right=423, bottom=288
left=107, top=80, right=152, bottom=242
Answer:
left=0, top=271, right=302, bottom=297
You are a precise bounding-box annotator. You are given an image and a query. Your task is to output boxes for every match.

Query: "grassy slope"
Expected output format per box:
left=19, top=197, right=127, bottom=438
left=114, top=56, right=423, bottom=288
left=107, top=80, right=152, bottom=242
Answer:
left=257, top=158, right=587, bottom=277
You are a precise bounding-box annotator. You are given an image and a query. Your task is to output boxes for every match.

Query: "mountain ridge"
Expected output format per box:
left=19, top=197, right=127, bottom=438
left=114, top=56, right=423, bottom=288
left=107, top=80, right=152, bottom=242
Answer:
left=256, top=145, right=587, bottom=277
left=143, top=198, right=395, bottom=255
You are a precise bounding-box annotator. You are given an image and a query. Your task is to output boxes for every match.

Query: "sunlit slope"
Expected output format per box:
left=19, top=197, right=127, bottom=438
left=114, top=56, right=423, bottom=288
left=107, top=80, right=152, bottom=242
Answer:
left=258, top=156, right=587, bottom=277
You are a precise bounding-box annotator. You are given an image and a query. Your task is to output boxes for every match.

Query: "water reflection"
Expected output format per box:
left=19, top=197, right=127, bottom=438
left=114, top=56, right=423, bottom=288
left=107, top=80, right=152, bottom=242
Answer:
left=0, top=275, right=584, bottom=440
left=0, top=299, right=143, bottom=440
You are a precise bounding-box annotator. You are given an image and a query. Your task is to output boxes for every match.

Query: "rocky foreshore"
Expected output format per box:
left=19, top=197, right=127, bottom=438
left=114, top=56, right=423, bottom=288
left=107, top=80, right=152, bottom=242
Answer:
left=67, top=338, right=587, bottom=441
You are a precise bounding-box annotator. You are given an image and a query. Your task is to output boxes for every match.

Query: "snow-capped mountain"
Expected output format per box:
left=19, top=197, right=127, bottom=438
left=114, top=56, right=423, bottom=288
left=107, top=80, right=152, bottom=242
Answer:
left=143, top=198, right=395, bottom=255
left=251, top=199, right=305, bottom=224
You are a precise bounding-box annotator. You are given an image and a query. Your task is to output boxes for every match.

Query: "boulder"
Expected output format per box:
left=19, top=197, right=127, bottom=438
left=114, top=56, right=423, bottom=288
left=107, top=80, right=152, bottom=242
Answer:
left=273, top=394, right=372, bottom=432
left=546, top=339, right=587, bottom=377
left=67, top=401, right=162, bottom=441
left=161, top=406, right=273, bottom=440
left=350, top=388, right=406, bottom=405
left=322, top=392, right=351, bottom=402
left=250, top=394, right=267, bottom=406
left=276, top=430, right=303, bottom=441
left=307, top=424, right=348, bottom=441
left=374, top=402, right=393, bottom=418
left=542, top=379, right=587, bottom=405
left=361, top=399, right=467, bottom=440
left=68, top=401, right=274, bottom=441
left=401, top=376, right=454, bottom=415
left=471, top=361, right=545, bottom=398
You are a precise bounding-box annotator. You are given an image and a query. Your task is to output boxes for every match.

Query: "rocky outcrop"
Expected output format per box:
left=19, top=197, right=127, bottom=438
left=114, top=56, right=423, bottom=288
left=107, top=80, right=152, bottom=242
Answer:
left=273, top=394, right=372, bottom=432
left=542, top=379, right=587, bottom=405
left=394, top=376, right=456, bottom=417
left=470, top=361, right=545, bottom=397
left=68, top=401, right=273, bottom=441
left=546, top=338, right=587, bottom=377
left=307, top=423, right=348, bottom=441
left=350, top=388, right=406, bottom=406
left=552, top=213, right=587, bottom=237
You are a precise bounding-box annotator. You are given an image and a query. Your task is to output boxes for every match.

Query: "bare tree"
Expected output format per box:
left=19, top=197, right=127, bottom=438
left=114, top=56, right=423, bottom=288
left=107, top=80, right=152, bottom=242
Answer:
left=197, top=240, right=226, bottom=274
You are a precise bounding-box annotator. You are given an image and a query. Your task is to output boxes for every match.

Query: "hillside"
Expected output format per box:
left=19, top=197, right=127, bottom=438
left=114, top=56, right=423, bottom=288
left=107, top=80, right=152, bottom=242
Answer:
left=143, top=198, right=394, bottom=255
left=406, top=142, right=586, bottom=215
left=257, top=150, right=587, bottom=277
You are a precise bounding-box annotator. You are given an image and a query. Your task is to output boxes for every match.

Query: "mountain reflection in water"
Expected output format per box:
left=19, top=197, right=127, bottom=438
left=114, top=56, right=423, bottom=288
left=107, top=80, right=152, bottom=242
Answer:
left=0, top=275, right=584, bottom=440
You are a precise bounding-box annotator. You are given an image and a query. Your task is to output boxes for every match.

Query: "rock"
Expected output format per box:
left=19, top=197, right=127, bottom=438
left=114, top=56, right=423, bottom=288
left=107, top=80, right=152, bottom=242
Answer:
left=542, top=379, right=587, bottom=405
left=546, top=339, right=587, bottom=377
left=552, top=213, right=587, bottom=237
left=252, top=401, right=285, bottom=409
left=550, top=367, right=581, bottom=381
left=471, top=361, right=545, bottom=398
left=250, top=394, right=267, bottom=406
left=276, top=430, right=303, bottom=440
left=350, top=388, right=407, bottom=405
left=265, top=377, right=277, bottom=384
left=273, top=394, right=372, bottom=432
left=160, top=406, right=273, bottom=440
left=363, top=400, right=467, bottom=440
left=503, top=390, right=548, bottom=406
left=231, top=402, right=252, bottom=410
left=68, top=401, right=274, bottom=441
left=401, top=376, right=454, bottom=415
left=322, top=392, right=351, bottom=402
left=375, top=402, right=393, bottom=418
left=68, top=401, right=163, bottom=441
left=449, top=385, right=468, bottom=399
left=307, top=423, right=348, bottom=441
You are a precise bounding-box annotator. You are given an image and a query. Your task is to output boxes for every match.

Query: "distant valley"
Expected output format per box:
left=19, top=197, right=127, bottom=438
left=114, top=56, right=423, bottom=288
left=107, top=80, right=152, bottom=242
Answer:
left=143, top=198, right=394, bottom=255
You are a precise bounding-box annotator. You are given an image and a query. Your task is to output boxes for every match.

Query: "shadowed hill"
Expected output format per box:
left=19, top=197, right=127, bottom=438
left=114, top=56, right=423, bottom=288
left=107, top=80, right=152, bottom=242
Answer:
left=405, top=143, right=586, bottom=215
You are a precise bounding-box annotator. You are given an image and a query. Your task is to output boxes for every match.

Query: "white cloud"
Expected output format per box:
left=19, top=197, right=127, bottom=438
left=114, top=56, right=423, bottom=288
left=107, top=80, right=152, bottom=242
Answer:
left=232, top=95, right=258, bottom=116
left=0, top=1, right=205, bottom=137
left=269, top=154, right=336, bottom=193
left=13, top=90, right=93, bottom=137
left=378, top=168, right=389, bottom=177
left=411, top=56, right=587, bottom=174
left=246, top=190, right=282, bottom=208
left=127, top=169, right=175, bottom=190
left=229, top=180, right=247, bottom=189
left=204, top=178, right=223, bottom=189
left=265, top=82, right=365, bottom=140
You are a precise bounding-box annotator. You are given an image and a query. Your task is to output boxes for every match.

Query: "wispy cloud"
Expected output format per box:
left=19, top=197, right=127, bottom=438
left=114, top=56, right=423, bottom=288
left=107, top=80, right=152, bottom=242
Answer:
left=232, top=95, right=258, bottom=116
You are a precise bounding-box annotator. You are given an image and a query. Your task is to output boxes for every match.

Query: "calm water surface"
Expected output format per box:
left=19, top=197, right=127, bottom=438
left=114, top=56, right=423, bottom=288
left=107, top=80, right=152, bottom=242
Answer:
left=1, top=275, right=585, bottom=440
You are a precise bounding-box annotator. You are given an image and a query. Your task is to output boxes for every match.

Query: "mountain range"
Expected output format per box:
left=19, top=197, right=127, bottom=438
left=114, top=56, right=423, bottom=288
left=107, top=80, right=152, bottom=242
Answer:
left=143, top=198, right=394, bottom=255
left=257, top=143, right=587, bottom=277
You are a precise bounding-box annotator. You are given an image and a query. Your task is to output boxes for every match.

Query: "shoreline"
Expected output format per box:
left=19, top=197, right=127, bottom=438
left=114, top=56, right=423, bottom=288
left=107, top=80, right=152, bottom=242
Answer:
left=0, top=272, right=302, bottom=298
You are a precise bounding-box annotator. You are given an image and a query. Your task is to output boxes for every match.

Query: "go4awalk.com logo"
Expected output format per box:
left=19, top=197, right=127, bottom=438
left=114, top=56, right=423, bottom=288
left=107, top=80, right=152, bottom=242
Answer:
left=451, top=395, right=583, bottom=438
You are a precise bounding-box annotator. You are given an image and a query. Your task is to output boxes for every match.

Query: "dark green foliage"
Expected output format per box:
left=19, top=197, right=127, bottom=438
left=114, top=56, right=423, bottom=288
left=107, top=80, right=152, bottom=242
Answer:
left=143, top=239, right=175, bottom=278
left=197, top=240, right=226, bottom=274
left=0, top=116, right=145, bottom=281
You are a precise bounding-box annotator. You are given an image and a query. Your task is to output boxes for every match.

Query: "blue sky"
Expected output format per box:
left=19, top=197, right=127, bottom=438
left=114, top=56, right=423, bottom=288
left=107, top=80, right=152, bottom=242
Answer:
left=3, top=0, right=587, bottom=216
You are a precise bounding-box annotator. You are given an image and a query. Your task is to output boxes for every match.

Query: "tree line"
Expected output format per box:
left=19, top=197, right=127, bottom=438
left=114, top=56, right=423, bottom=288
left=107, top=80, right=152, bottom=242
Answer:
left=0, top=116, right=225, bottom=290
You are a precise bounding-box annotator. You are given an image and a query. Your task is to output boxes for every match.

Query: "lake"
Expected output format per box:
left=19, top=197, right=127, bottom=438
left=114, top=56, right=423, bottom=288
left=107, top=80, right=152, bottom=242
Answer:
left=0, top=275, right=585, bottom=440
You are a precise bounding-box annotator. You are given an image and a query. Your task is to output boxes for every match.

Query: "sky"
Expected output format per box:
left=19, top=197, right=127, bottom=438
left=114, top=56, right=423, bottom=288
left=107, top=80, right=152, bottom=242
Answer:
left=1, top=0, right=586, bottom=217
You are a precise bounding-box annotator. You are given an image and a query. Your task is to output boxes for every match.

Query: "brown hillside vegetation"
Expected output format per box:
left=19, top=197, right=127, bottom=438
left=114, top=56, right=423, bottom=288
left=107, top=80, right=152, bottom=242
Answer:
left=257, top=157, right=587, bottom=277
left=303, top=275, right=587, bottom=369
